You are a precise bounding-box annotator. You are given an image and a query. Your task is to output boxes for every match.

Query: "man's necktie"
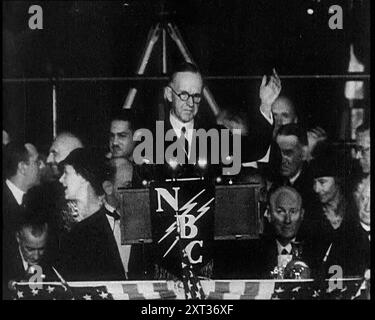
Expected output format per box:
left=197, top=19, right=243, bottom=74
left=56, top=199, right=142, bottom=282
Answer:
left=107, top=210, right=120, bottom=221
left=21, top=194, right=27, bottom=208
left=281, top=249, right=289, bottom=255
left=181, top=126, right=189, bottom=164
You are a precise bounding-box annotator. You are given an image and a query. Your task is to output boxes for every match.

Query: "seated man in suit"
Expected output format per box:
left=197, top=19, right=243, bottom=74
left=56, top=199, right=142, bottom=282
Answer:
left=253, top=186, right=312, bottom=279
left=4, top=212, right=56, bottom=299
left=215, top=186, right=312, bottom=279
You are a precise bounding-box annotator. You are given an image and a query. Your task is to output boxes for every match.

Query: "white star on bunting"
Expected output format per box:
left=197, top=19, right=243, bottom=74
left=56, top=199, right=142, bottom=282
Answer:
left=31, top=288, right=39, bottom=296
left=99, top=291, right=109, bottom=299
left=47, top=286, right=55, bottom=293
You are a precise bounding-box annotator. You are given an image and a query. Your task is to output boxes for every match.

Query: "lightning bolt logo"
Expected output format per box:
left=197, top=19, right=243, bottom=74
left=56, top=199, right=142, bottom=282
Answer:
left=195, top=196, right=215, bottom=223
left=158, top=189, right=213, bottom=258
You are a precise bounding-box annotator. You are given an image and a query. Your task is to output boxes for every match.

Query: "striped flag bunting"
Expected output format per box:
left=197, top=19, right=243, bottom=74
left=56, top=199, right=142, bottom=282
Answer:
left=9, top=278, right=368, bottom=300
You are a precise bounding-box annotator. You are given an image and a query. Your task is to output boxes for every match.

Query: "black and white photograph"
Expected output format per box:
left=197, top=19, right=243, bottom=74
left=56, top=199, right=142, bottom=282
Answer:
left=2, top=0, right=370, bottom=303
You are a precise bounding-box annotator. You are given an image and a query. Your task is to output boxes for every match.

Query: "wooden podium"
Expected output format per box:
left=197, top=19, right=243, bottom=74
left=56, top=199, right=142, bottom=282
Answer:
left=118, top=183, right=262, bottom=244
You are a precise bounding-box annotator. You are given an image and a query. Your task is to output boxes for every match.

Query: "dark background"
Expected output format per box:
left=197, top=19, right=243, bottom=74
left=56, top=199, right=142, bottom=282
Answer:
left=3, top=0, right=370, bottom=154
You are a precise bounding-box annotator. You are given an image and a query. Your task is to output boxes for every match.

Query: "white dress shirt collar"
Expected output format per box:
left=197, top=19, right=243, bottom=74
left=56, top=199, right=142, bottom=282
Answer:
left=104, top=201, right=130, bottom=277
left=104, top=202, right=118, bottom=230
left=276, top=239, right=294, bottom=255
left=289, top=169, right=302, bottom=185
left=169, top=112, right=194, bottom=138
left=360, top=222, right=370, bottom=241
left=6, top=179, right=25, bottom=206
left=18, top=246, right=29, bottom=271
left=104, top=201, right=116, bottom=213
left=360, top=222, right=370, bottom=233
left=169, top=112, right=194, bottom=157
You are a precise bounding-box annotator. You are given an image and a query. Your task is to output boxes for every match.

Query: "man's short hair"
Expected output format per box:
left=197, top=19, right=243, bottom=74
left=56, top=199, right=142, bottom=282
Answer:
left=269, top=186, right=303, bottom=211
left=276, top=123, right=308, bottom=146
left=110, top=109, right=137, bottom=131
left=3, top=141, right=30, bottom=179
left=169, top=62, right=201, bottom=83
left=17, top=209, right=49, bottom=238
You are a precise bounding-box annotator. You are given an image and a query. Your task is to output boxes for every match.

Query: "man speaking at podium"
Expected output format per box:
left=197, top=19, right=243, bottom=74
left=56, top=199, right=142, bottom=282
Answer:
left=130, top=62, right=282, bottom=280
left=141, top=62, right=281, bottom=179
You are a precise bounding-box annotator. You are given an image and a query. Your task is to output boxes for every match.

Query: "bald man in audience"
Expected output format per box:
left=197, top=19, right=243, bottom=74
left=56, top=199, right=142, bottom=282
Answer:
left=46, top=132, right=84, bottom=179
left=218, top=186, right=314, bottom=279
left=254, top=186, right=313, bottom=278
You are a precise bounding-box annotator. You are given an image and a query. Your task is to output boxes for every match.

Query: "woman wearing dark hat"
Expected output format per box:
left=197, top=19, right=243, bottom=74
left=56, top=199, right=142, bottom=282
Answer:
left=56, top=148, right=125, bottom=281
left=309, top=150, right=363, bottom=278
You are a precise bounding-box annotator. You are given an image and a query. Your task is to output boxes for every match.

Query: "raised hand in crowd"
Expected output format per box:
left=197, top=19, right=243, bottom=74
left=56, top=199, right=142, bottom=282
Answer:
left=259, top=68, right=282, bottom=118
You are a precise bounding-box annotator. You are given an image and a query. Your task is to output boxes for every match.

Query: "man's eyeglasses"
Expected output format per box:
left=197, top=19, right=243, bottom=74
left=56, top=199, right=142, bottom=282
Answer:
left=168, top=86, right=202, bottom=104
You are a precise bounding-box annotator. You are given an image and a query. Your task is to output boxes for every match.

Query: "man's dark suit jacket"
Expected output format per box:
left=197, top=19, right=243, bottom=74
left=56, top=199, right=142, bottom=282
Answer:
left=251, top=235, right=316, bottom=279
left=57, top=206, right=126, bottom=281
left=2, top=182, right=24, bottom=297
left=3, top=243, right=57, bottom=299
left=25, top=180, right=65, bottom=262
left=213, top=231, right=316, bottom=280
left=127, top=243, right=157, bottom=280
left=258, top=140, right=281, bottom=181
left=3, top=181, right=23, bottom=242
left=212, top=240, right=260, bottom=279
left=352, top=222, right=370, bottom=275
left=143, top=112, right=273, bottom=181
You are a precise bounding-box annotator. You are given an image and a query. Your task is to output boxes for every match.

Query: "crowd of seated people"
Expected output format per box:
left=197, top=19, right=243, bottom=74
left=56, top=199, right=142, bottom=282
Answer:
left=2, top=62, right=370, bottom=298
